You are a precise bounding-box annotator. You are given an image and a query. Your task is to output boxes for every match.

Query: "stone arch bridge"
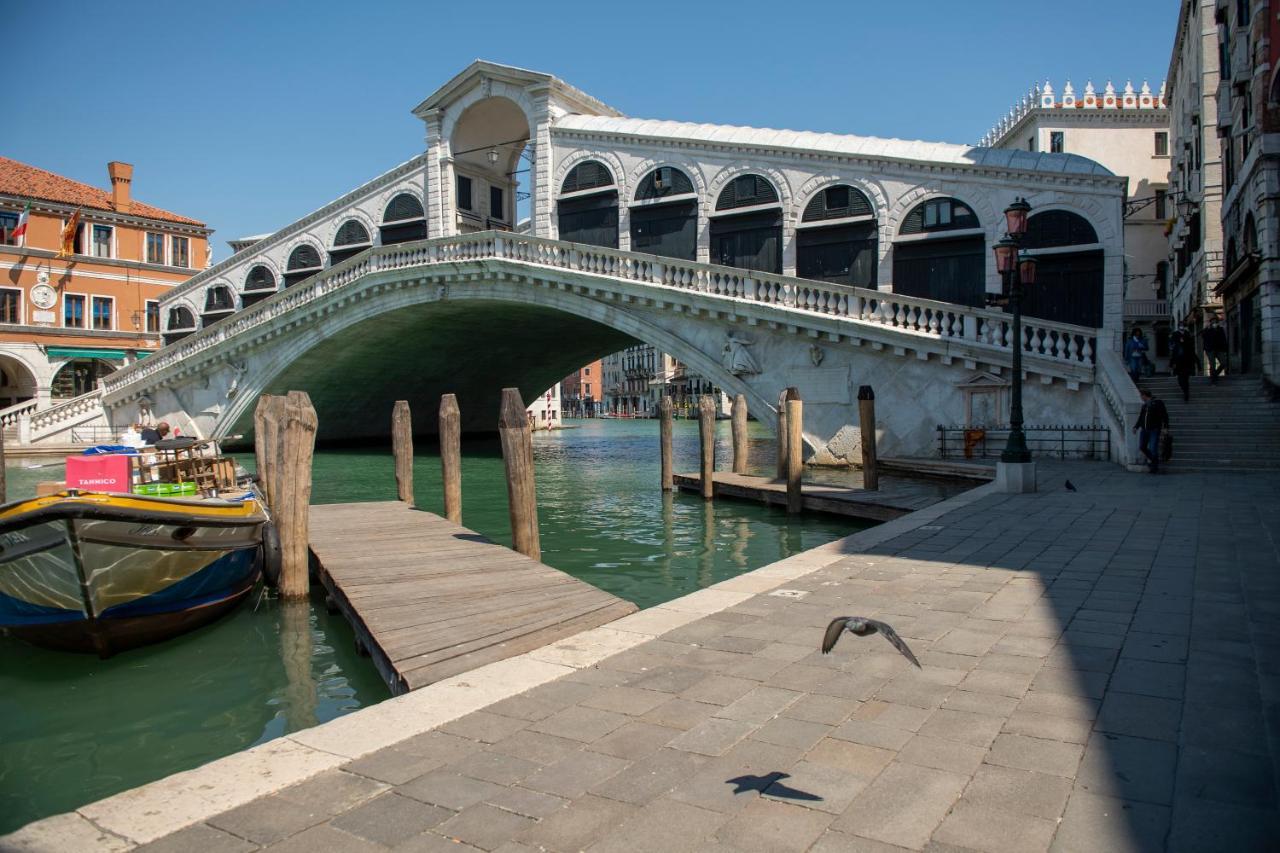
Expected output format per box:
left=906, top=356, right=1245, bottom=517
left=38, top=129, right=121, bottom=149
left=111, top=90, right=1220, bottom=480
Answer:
left=87, top=233, right=1112, bottom=464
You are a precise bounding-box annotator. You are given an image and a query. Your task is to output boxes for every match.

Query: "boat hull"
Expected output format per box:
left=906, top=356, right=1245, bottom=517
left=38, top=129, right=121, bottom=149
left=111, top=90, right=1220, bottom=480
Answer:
left=0, top=492, right=267, bottom=656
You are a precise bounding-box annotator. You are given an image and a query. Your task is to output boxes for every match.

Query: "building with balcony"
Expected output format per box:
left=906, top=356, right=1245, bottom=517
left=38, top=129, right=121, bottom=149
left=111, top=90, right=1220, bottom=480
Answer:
left=984, top=78, right=1173, bottom=364
left=1167, top=0, right=1227, bottom=350
left=0, top=157, right=210, bottom=431
left=561, top=359, right=601, bottom=417
left=1214, top=0, right=1280, bottom=380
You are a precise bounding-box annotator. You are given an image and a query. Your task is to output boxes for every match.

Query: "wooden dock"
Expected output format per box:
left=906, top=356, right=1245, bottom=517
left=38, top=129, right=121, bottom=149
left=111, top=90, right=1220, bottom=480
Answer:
left=672, top=471, right=944, bottom=521
left=308, top=502, right=637, bottom=695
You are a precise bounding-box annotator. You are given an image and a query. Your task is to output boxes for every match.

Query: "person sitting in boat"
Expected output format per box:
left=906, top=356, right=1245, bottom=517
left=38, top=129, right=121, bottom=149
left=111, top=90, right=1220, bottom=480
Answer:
left=140, top=422, right=170, bottom=445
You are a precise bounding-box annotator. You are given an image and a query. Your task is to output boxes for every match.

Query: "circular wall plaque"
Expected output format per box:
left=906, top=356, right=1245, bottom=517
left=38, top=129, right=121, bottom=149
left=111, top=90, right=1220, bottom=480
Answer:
left=30, top=283, right=57, bottom=309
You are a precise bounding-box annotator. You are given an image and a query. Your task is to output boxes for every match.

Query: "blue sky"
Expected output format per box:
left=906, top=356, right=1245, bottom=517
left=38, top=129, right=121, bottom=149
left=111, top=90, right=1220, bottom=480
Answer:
left=2, top=0, right=1177, bottom=261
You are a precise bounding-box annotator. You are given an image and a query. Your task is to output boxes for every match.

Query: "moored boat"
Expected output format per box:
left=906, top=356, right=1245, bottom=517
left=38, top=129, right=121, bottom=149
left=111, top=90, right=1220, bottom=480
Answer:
left=0, top=438, right=274, bottom=656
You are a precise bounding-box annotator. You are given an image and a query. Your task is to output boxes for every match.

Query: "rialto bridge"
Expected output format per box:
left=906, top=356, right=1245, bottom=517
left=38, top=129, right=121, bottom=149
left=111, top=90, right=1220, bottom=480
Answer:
left=35, top=61, right=1143, bottom=463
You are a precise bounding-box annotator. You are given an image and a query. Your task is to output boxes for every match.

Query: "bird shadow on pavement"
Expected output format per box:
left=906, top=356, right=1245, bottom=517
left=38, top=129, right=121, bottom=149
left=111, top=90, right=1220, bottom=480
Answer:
left=726, top=772, right=822, bottom=802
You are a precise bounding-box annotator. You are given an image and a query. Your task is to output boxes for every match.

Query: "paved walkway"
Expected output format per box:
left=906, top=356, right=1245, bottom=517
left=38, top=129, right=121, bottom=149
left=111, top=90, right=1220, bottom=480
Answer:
left=12, top=463, right=1280, bottom=852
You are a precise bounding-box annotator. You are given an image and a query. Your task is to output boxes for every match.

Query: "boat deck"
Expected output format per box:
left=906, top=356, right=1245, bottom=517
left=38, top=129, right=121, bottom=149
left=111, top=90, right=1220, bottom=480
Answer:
left=308, top=502, right=637, bottom=695
left=672, top=471, right=945, bottom=521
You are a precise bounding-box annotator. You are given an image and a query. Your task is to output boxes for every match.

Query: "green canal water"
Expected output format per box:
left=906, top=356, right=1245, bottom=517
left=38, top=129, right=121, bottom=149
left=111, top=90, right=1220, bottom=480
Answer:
left=0, top=418, right=941, bottom=832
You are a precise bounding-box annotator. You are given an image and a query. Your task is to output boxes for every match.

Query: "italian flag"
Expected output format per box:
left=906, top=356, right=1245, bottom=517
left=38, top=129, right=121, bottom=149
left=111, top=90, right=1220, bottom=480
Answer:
left=11, top=202, right=29, bottom=245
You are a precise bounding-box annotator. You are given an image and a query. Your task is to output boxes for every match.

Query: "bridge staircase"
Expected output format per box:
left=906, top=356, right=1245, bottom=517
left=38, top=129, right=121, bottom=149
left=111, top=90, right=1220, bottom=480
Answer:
left=1137, top=375, right=1280, bottom=472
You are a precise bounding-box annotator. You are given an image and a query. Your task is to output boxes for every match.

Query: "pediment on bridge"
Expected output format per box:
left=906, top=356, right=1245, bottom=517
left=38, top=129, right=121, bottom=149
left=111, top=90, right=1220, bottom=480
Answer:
left=955, top=371, right=1010, bottom=390
left=411, top=60, right=621, bottom=120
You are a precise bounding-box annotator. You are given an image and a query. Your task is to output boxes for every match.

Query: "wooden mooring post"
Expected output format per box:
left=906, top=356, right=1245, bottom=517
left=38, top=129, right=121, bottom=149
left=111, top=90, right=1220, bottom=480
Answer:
left=731, top=393, right=748, bottom=475
left=255, top=391, right=318, bottom=599
left=659, top=397, right=673, bottom=491
left=786, top=390, right=803, bottom=514
left=498, top=387, right=540, bottom=561
left=698, top=394, right=716, bottom=499
left=392, top=400, right=414, bottom=505
left=776, top=388, right=788, bottom=480
left=439, top=393, right=462, bottom=524
left=858, top=385, right=879, bottom=491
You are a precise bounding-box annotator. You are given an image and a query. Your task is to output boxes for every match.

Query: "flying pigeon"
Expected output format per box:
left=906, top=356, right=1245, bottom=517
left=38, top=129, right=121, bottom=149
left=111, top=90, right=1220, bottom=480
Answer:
left=822, top=616, right=921, bottom=668
left=1065, top=480, right=1078, bottom=492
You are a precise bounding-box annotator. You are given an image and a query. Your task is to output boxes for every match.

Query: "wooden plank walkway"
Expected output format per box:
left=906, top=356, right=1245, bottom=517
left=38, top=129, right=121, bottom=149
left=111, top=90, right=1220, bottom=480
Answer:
left=672, top=471, right=944, bottom=521
left=308, top=502, right=637, bottom=695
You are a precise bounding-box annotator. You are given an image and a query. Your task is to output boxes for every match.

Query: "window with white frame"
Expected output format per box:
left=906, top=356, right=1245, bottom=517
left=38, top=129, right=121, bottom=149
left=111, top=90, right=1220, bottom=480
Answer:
left=64, top=293, right=86, bottom=328
left=91, top=296, right=113, bottom=330
left=91, top=224, right=113, bottom=258
left=0, top=288, right=19, bottom=323
left=146, top=232, right=165, bottom=264
left=145, top=300, right=160, bottom=332
left=170, top=235, right=190, bottom=268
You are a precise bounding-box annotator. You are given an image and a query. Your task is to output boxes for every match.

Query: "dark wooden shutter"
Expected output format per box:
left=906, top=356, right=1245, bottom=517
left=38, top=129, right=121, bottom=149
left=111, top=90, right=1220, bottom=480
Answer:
left=899, top=198, right=980, bottom=235
left=710, top=210, right=782, bottom=273
left=333, top=220, right=371, bottom=246
left=1021, top=250, right=1104, bottom=327
left=1022, top=211, right=1098, bottom=249
left=558, top=191, right=618, bottom=248
left=715, top=175, right=779, bottom=211
left=802, top=185, right=873, bottom=222
left=892, top=235, right=986, bottom=306
left=383, top=193, right=424, bottom=222
left=244, top=265, right=275, bottom=291
left=561, top=161, right=614, bottom=194
left=630, top=201, right=697, bottom=260
left=797, top=222, right=877, bottom=286
left=634, top=167, right=695, bottom=201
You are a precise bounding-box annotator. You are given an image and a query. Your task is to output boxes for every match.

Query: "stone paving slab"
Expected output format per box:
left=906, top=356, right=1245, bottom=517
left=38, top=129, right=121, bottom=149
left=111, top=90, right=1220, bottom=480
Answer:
left=6, top=463, right=1280, bottom=852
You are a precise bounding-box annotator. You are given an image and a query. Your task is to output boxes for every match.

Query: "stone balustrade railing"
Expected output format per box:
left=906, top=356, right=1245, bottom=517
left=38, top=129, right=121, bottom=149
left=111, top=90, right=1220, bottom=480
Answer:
left=1094, top=347, right=1143, bottom=466
left=0, top=398, right=38, bottom=428
left=29, top=388, right=107, bottom=439
left=104, top=232, right=1099, bottom=398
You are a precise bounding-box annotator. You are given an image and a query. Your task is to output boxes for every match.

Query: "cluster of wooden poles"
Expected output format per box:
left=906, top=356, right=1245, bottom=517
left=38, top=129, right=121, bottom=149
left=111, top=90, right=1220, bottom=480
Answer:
left=249, top=383, right=880, bottom=601
left=661, top=385, right=879, bottom=515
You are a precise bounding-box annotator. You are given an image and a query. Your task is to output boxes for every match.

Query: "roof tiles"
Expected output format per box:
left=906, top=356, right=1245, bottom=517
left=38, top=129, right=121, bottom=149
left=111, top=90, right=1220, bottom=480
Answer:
left=0, top=156, right=205, bottom=226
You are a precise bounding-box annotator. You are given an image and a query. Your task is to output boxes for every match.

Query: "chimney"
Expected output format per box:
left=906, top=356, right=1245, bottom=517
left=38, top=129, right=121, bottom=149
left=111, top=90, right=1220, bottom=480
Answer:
left=108, top=161, right=133, bottom=213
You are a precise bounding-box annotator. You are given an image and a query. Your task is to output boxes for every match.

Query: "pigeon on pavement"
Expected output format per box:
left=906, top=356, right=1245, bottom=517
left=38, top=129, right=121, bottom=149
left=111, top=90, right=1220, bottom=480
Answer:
left=1065, top=480, right=1078, bottom=492
left=821, top=616, right=921, bottom=668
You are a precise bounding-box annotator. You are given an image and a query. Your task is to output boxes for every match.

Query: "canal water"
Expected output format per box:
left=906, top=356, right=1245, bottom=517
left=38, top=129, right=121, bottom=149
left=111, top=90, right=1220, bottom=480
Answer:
left=0, top=418, right=905, bottom=832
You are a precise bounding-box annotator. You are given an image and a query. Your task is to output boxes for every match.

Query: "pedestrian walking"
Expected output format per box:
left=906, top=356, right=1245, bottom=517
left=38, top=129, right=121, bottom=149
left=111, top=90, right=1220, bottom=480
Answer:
left=1170, top=323, right=1194, bottom=402
left=1202, top=314, right=1228, bottom=382
left=1134, top=388, right=1169, bottom=474
left=1124, top=328, right=1148, bottom=382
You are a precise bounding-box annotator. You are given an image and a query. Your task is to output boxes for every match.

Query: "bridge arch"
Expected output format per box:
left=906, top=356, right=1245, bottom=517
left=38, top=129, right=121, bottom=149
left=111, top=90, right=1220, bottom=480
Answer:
left=449, top=95, right=531, bottom=233
left=214, top=277, right=785, bottom=449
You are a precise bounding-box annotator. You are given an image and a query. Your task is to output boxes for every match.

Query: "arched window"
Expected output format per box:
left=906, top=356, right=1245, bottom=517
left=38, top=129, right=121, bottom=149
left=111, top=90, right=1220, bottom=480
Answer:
left=164, top=305, right=196, bottom=345
left=560, top=161, right=614, bottom=194
left=797, top=185, right=878, bottom=286
left=330, top=219, right=372, bottom=265
left=380, top=193, right=426, bottom=245
left=558, top=161, right=618, bottom=248
left=241, top=264, right=276, bottom=308
left=892, top=197, right=985, bottom=307
left=711, top=174, right=782, bottom=273
left=283, top=244, right=323, bottom=288
left=630, top=167, right=697, bottom=260
left=201, top=285, right=236, bottom=326
left=1020, top=210, right=1104, bottom=327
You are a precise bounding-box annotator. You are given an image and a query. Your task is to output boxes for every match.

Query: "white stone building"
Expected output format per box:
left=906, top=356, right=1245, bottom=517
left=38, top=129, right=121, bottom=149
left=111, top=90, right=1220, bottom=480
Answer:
left=983, top=79, right=1173, bottom=364
left=1166, top=0, right=1226, bottom=347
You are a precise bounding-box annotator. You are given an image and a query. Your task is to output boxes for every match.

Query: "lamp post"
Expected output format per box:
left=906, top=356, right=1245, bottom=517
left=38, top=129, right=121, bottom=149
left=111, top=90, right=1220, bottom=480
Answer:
left=992, top=198, right=1038, bottom=466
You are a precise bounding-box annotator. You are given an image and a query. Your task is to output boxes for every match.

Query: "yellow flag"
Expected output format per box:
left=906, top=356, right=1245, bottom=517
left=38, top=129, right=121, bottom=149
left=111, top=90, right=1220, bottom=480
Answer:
left=58, top=208, right=82, bottom=258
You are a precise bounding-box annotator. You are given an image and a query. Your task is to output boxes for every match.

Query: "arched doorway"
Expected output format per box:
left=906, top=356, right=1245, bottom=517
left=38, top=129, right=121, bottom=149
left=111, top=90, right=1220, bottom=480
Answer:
left=710, top=174, right=783, bottom=274
left=1019, top=210, right=1103, bottom=327
left=329, top=219, right=372, bottom=265
left=380, top=194, right=427, bottom=245
left=164, top=306, right=196, bottom=346
left=241, top=264, right=277, bottom=308
left=0, top=356, right=37, bottom=408
left=201, top=285, right=237, bottom=327
left=796, top=185, right=878, bottom=286
left=558, top=161, right=618, bottom=248
left=284, top=244, right=323, bottom=288
left=450, top=97, right=530, bottom=234
left=52, top=359, right=116, bottom=399
left=630, top=166, right=697, bottom=260
left=892, top=197, right=985, bottom=306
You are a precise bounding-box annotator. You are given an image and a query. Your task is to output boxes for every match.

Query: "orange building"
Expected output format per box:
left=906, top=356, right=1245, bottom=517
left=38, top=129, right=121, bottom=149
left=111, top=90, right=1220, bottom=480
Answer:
left=0, top=157, right=211, bottom=415
left=561, top=359, right=602, bottom=417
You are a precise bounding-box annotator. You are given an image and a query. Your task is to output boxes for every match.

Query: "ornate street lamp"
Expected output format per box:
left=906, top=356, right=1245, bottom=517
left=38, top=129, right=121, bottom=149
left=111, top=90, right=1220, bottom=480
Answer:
left=993, top=198, right=1034, bottom=465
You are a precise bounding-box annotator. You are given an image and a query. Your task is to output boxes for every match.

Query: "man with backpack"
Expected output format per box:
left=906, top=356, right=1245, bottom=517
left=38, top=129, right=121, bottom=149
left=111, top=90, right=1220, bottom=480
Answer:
left=1134, top=388, right=1169, bottom=474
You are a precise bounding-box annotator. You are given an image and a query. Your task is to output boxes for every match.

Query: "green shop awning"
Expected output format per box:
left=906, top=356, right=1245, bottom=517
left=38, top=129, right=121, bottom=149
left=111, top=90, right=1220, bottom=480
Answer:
left=46, top=347, right=129, bottom=361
